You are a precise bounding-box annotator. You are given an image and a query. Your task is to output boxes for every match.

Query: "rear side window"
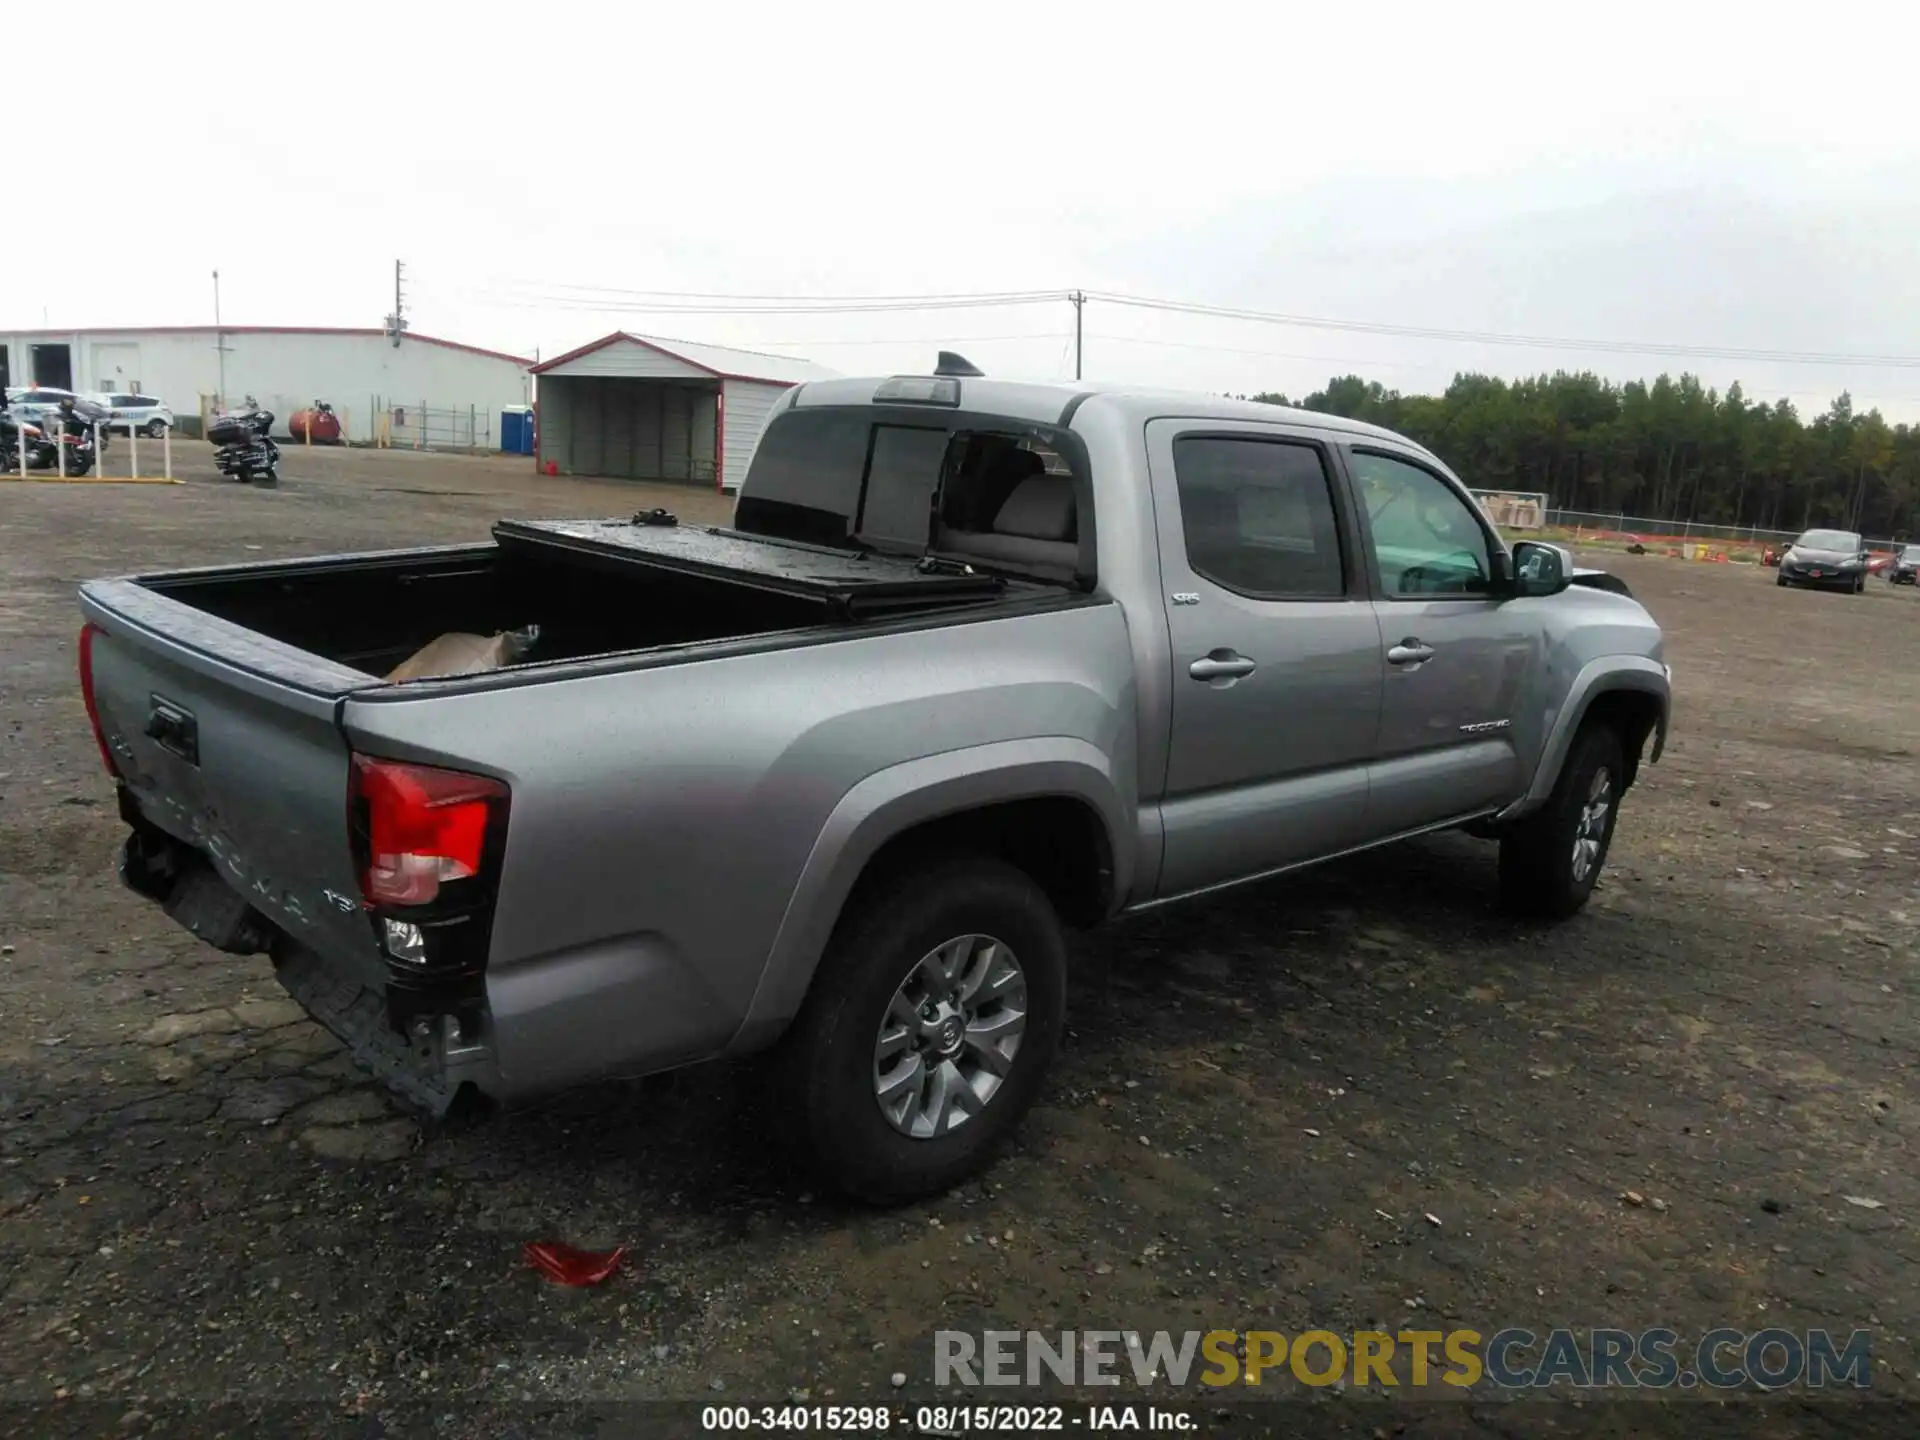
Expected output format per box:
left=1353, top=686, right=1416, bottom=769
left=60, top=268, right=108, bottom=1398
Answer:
left=1171, top=436, right=1346, bottom=598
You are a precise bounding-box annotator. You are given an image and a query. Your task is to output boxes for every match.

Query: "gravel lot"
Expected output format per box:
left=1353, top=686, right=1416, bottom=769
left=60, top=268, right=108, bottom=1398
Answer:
left=2, top=446, right=1916, bottom=1436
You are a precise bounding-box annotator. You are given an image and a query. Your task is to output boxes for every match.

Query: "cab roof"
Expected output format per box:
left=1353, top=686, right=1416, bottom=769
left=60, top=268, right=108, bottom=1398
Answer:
left=787, top=374, right=1431, bottom=453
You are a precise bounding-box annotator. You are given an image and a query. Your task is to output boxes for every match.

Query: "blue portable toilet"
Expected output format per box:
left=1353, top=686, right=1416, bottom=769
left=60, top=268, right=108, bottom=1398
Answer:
left=501, top=405, right=535, bottom=456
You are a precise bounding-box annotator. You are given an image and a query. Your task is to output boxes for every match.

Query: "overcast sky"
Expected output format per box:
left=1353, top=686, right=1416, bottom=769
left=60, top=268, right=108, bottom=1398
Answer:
left=9, top=0, right=1919, bottom=418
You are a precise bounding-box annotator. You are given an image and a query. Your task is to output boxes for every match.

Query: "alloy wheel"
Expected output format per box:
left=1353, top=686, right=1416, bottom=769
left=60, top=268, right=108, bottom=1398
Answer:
left=1571, top=766, right=1613, bottom=883
left=872, top=933, right=1027, bottom=1139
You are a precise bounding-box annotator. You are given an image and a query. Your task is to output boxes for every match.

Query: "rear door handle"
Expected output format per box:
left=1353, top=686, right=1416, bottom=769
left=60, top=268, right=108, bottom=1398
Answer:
left=1387, top=640, right=1435, bottom=666
left=1189, top=650, right=1257, bottom=682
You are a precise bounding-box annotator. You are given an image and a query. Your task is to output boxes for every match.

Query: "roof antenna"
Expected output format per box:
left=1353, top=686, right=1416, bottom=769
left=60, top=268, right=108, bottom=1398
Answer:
left=934, top=350, right=984, bottom=378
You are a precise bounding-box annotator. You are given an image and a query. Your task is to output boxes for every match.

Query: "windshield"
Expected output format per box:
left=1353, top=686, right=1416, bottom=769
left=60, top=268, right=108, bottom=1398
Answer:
left=1903, top=547, right=1920, bottom=561
left=1795, top=529, right=1859, bottom=551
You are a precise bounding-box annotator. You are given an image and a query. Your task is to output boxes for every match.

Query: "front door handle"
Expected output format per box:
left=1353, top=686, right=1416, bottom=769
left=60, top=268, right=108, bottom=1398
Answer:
left=1189, top=650, right=1257, bottom=682
left=1387, top=639, right=1435, bottom=666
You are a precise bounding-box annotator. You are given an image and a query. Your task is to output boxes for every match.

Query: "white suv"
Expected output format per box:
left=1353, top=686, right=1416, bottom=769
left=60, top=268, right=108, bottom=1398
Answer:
left=5, top=386, right=81, bottom=423
left=96, top=393, right=174, bottom=437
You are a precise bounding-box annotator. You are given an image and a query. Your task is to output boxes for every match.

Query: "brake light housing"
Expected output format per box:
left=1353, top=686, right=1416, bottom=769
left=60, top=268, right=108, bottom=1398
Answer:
left=77, top=623, right=121, bottom=778
left=349, top=755, right=509, bottom=908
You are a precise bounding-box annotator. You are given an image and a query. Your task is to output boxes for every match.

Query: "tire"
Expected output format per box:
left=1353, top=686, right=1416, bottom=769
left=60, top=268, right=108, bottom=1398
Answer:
left=1855, top=576, right=1866, bottom=594
left=1497, top=723, right=1627, bottom=921
left=778, top=854, right=1067, bottom=1204
left=143, top=419, right=166, bottom=439
left=1776, top=574, right=1788, bottom=587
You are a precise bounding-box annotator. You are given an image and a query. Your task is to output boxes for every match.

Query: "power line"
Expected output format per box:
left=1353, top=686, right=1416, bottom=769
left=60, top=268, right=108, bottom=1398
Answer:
left=1085, top=331, right=1436, bottom=373
left=416, top=293, right=1061, bottom=317
left=414, top=281, right=1067, bottom=317
left=450, top=277, right=1069, bottom=305
left=1088, top=291, right=1920, bottom=370
left=748, top=332, right=1070, bottom=348
left=412, top=271, right=1920, bottom=371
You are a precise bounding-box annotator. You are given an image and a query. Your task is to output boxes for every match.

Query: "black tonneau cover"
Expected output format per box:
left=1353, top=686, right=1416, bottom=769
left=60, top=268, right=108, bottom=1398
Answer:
left=493, top=517, right=1007, bottom=621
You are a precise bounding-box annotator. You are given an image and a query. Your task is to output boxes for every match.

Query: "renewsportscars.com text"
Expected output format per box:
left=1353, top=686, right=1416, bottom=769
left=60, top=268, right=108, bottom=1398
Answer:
left=933, top=1327, right=1873, bottom=1391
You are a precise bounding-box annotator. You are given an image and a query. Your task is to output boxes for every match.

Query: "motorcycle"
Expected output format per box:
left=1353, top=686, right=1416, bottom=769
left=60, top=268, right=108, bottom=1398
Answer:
left=208, top=405, right=280, bottom=485
left=38, top=396, right=110, bottom=476
left=0, top=409, right=44, bottom=471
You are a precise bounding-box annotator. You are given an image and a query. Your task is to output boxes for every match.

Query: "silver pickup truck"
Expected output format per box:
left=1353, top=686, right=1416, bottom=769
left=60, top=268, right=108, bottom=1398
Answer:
left=77, top=367, right=1669, bottom=1202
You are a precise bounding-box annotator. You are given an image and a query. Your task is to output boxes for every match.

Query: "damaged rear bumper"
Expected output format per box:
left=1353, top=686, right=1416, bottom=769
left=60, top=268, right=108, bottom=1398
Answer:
left=270, top=943, right=499, bottom=1117
left=118, top=824, right=503, bottom=1118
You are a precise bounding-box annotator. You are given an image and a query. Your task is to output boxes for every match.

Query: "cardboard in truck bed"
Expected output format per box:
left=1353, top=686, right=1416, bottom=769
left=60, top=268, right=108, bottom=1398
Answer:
left=385, top=625, right=539, bottom=682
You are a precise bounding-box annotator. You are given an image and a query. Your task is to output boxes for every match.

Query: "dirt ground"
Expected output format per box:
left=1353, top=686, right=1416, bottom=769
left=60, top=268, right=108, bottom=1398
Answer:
left=2, top=445, right=1916, bottom=1436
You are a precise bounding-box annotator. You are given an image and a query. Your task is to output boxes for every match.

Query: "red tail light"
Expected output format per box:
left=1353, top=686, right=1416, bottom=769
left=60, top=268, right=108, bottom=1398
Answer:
left=350, top=755, right=508, bottom=907
left=77, top=623, right=120, bottom=777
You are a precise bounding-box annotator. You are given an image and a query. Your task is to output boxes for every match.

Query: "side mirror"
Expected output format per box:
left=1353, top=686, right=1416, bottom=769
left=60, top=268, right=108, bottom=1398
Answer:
left=1509, top=540, right=1572, bottom=598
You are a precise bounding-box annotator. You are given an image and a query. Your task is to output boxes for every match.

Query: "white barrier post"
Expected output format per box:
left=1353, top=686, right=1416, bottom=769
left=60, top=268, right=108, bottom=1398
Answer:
left=129, top=420, right=139, bottom=480
left=94, top=422, right=104, bottom=479
left=16, top=425, right=25, bottom=480
left=57, top=420, right=67, bottom=478
left=163, top=423, right=172, bottom=480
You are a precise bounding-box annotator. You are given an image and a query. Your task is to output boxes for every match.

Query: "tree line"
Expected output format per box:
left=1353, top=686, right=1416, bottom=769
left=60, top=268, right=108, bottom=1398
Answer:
left=1251, top=372, right=1920, bottom=538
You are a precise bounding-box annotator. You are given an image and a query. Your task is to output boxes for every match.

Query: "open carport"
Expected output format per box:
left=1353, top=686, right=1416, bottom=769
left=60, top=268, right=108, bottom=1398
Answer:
left=530, top=333, right=832, bottom=491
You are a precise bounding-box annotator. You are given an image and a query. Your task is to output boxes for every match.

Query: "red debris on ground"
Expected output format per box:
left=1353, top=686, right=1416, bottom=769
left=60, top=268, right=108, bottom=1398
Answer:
left=523, top=1241, right=628, bottom=1287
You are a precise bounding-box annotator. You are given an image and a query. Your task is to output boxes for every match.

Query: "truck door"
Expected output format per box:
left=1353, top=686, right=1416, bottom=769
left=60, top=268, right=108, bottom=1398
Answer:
left=1146, top=420, right=1385, bottom=899
left=1344, top=446, right=1535, bottom=832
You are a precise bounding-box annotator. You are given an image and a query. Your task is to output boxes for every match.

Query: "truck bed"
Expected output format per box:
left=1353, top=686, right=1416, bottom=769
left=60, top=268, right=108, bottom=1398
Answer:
left=103, top=517, right=1019, bottom=684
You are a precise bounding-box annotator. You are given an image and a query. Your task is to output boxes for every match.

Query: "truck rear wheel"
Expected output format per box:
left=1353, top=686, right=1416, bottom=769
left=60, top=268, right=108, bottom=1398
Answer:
left=1497, top=723, right=1626, bottom=920
left=780, top=855, right=1067, bottom=1204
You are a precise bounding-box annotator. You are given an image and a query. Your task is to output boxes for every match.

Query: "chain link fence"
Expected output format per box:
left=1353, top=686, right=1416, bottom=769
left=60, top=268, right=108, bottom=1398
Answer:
left=1541, top=508, right=1902, bottom=555
left=371, top=399, right=493, bottom=451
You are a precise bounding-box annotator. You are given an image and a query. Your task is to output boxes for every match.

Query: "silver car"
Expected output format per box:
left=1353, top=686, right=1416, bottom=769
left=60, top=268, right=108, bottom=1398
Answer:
left=78, top=369, right=1672, bottom=1202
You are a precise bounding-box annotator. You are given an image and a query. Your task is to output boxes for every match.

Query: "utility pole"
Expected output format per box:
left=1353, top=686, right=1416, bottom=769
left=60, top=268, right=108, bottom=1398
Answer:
left=388, top=259, right=408, bottom=346
left=1070, top=291, right=1085, bottom=380
left=212, top=269, right=226, bottom=407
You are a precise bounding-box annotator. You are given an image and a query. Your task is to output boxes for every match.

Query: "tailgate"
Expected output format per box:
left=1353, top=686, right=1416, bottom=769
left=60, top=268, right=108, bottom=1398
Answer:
left=80, top=578, right=384, bottom=976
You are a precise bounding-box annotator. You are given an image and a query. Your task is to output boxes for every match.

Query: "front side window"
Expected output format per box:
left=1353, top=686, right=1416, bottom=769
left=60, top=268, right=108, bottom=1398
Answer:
left=1351, top=451, right=1495, bottom=597
left=1171, top=436, right=1346, bottom=599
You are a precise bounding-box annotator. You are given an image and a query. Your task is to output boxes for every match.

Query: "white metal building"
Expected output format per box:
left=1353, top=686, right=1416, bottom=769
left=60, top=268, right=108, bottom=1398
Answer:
left=0, top=326, right=533, bottom=444
left=530, top=333, right=835, bottom=491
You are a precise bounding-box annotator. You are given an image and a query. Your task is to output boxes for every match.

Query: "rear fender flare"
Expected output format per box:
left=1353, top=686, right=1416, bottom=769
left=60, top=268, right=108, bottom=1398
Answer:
left=733, top=737, right=1130, bottom=1044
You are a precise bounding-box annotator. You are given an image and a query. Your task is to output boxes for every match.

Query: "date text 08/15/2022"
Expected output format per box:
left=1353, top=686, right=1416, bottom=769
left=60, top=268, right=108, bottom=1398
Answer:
left=699, top=1405, right=1193, bottom=1432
